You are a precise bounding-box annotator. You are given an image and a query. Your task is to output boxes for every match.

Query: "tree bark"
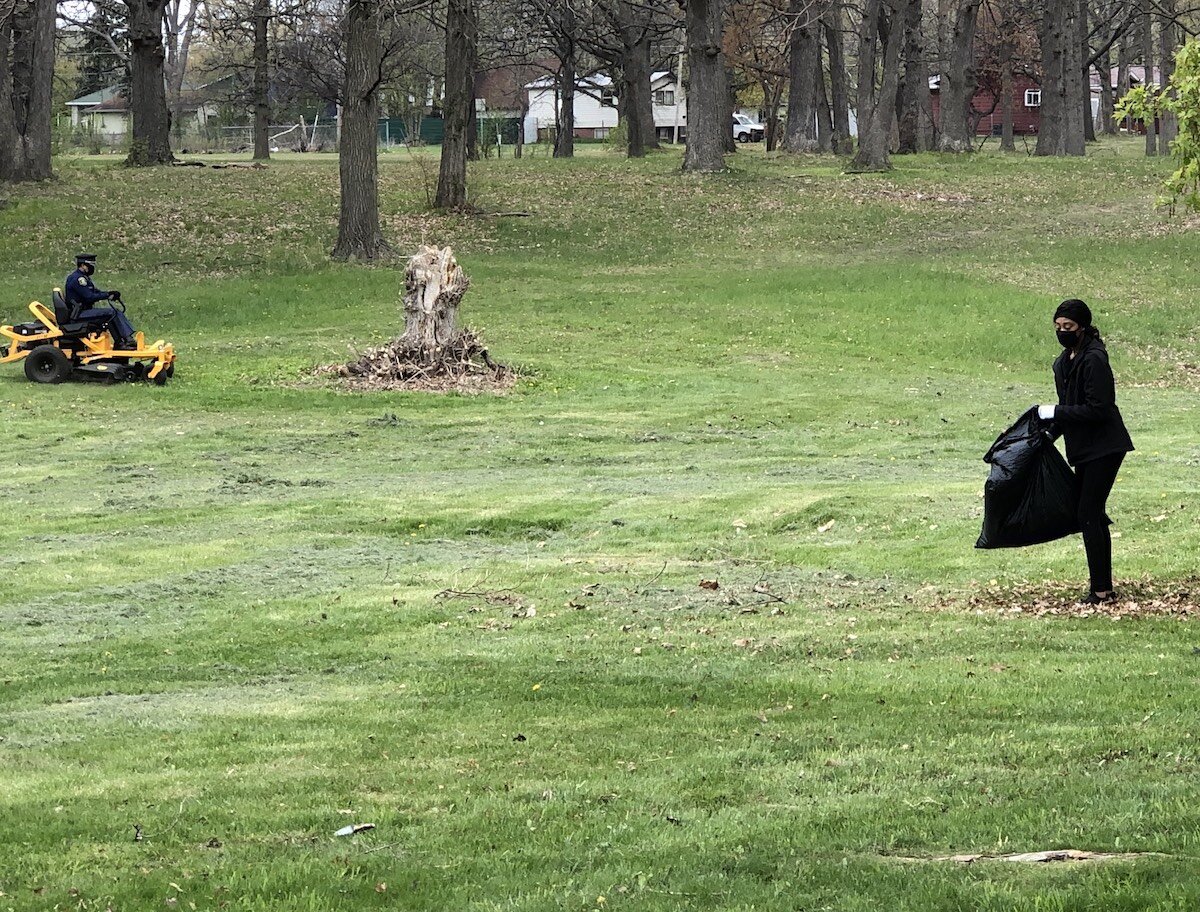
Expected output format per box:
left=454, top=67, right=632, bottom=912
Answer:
left=617, top=0, right=658, bottom=155
left=125, top=0, right=174, bottom=165
left=895, top=0, right=926, bottom=153
left=252, top=0, right=270, bottom=160
left=553, top=3, right=577, bottom=159
left=164, top=0, right=197, bottom=144
left=1035, top=0, right=1085, bottom=156
left=682, top=0, right=727, bottom=172
left=1096, top=43, right=1115, bottom=135
left=937, top=0, right=981, bottom=152
left=849, top=0, right=911, bottom=171
left=999, top=40, right=1015, bottom=151
left=1158, top=0, right=1177, bottom=155
left=0, top=0, right=54, bottom=182
left=1141, top=0, right=1155, bottom=156
left=435, top=0, right=475, bottom=210
left=823, top=2, right=852, bottom=154
left=332, top=0, right=385, bottom=259
left=1081, top=0, right=1095, bottom=142
left=783, top=4, right=820, bottom=153
left=816, top=64, right=833, bottom=152
left=402, top=246, right=469, bottom=352
left=1116, top=30, right=1131, bottom=132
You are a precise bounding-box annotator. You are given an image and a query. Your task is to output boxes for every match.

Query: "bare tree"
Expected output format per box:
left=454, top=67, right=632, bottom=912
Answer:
left=164, top=0, right=202, bottom=139
left=823, top=0, right=851, bottom=153
left=849, top=0, right=912, bottom=171
left=125, top=0, right=174, bottom=164
left=937, top=0, right=982, bottom=151
left=0, top=0, right=54, bottom=182
left=895, top=0, right=928, bottom=152
left=682, top=0, right=727, bottom=171
left=332, top=0, right=386, bottom=258
left=435, top=0, right=475, bottom=208
left=782, top=0, right=823, bottom=152
left=1035, top=0, right=1085, bottom=155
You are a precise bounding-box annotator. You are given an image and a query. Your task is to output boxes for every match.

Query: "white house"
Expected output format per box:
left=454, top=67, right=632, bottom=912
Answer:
left=524, top=71, right=687, bottom=144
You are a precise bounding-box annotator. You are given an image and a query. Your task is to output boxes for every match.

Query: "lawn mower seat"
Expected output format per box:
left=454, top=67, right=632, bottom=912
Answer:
left=52, top=289, right=102, bottom=336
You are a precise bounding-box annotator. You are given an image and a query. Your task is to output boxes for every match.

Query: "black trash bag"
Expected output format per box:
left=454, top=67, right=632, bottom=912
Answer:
left=976, top=407, right=1081, bottom=549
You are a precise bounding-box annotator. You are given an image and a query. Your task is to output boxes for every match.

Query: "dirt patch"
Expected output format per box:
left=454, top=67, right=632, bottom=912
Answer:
left=933, top=576, right=1200, bottom=619
left=315, top=328, right=517, bottom=394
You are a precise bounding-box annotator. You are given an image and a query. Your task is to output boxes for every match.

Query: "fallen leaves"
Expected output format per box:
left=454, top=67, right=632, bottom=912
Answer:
left=944, top=576, right=1200, bottom=619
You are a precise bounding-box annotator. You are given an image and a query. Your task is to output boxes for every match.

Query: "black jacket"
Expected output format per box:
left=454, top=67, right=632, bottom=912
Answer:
left=64, top=268, right=112, bottom=313
left=1052, top=335, right=1134, bottom=466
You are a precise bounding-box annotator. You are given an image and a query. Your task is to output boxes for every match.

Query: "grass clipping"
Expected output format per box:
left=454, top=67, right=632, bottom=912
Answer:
left=320, top=246, right=514, bottom=393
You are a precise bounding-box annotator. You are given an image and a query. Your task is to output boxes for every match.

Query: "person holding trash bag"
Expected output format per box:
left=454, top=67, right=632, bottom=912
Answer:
left=1035, top=299, right=1134, bottom=605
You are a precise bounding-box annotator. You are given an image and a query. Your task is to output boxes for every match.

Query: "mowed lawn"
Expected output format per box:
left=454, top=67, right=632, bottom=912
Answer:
left=1, top=141, right=1199, bottom=911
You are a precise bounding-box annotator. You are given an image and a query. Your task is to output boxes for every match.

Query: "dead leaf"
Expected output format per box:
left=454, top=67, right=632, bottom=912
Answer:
left=818, top=520, right=835, bottom=533
left=699, top=579, right=720, bottom=590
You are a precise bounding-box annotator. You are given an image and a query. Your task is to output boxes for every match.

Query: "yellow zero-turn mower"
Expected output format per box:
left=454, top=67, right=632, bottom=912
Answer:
left=1, top=289, right=175, bottom=385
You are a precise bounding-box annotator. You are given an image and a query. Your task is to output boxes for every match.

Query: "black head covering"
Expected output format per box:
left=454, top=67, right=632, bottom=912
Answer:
left=1055, top=298, right=1102, bottom=341
left=1054, top=299, right=1092, bottom=327
left=75, top=253, right=97, bottom=266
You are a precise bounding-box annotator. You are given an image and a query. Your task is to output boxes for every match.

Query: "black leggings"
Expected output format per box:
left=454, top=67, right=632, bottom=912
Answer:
left=1075, top=452, right=1125, bottom=593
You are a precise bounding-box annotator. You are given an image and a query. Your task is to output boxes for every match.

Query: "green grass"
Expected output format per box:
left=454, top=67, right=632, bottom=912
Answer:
left=1, top=138, right=1199, bottom=911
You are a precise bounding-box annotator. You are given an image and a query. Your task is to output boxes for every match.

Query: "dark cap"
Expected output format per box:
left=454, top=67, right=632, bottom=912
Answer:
left=1054, top=298, right=1092, bottom=327
left=75, top=253, right=97, bottom=266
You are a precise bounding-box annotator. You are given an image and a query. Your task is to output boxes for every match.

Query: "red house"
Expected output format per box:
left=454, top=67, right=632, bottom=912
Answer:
left=930, top=73, right=1044, bottom=136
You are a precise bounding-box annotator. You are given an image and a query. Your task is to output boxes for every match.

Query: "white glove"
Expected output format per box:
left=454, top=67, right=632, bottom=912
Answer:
left=1037, top=404, right=1056, bottom=420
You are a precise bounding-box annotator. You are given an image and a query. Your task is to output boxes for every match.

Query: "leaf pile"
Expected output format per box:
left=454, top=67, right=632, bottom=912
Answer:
left=317, top=328, right=515, bottom=393
left=949, top=575, right=1200, bottom=619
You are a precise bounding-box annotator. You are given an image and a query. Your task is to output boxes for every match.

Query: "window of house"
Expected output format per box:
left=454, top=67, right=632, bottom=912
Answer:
left=594, top=127, right=610, bottom=140
left=655, top=90, right=675, bottom=106
left=600, top=88, right=617, bottom=106
left=1025, top=89, right=1042, bottom=108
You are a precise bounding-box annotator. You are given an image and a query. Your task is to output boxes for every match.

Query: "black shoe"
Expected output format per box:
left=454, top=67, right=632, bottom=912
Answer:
left=1080, top=591, right=1117, bottom=605
left=119, top=338, right=138, bottom=351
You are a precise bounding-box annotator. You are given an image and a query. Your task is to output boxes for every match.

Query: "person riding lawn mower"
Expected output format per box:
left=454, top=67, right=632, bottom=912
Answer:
left=1, top=254, right=176, bottom=384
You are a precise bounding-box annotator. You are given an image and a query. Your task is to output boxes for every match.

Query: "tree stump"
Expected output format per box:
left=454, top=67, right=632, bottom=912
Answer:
left=318, top=244, right=509, bottom=392
left=402, top=245, right=470, bottom=353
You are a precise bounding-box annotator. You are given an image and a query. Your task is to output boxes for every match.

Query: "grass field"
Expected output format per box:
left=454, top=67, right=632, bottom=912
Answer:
left=2, top=139, right=1199, bottom=911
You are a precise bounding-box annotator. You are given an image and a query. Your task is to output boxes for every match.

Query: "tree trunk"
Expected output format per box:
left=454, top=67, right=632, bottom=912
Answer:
left=1116, top=31, right=1131, bottom=131
left=618, top=0, right=658, bottom=155
left=554, top=56, right=575, bottom=157
left=1158, top=0, right=1177, bottom=155
left=763, top=78, right=784, bottom=151
left=252, top=0, right=270, bottom=160
left=783, top=6, right=820, bottom=153
left=402, top=246, right=469, bottom=353
left=823, top=2, right=852, bottom=154
left=1096, top=44, right=1115, bottom=135
left=849, top=0, right=911, bottom=171
left=999, top=42, right=1015, bottom=151
left=817, top=66, right=834, bottom=152
left=125, top=0, right=174, bottom=165
left=332, top=0, right=384, bottom=259
left=895, top=0, right=926, bottom=153
left=621, top=30, right=653, bottom=157
left=1035, top=0, right=1085, bottom=156
left=682, top=0, right=727, bottom=172
left=553, top=4, right=576, bottom=159
left=723, top=66, right=737, bottom=153
left=1141, top=1, right=1155, bottom=156
left=435, top=0, right=475, bottom=210
left=1081, top=0, right=1095, bottom=142
left=937, top=0, right=981, bottom=152
left=0, top=0, right=54, bottom=182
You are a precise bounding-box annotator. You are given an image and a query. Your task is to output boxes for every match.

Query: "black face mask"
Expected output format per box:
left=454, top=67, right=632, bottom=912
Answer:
left=1056, top=329, right=1081, bottom=348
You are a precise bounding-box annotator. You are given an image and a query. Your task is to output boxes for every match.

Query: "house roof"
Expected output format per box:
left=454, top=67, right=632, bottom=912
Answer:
left=88, top=94, right=129, bottom=113
left=525, top=71, right=674, bottom=91
left=67, top=85, right=120, bottom=107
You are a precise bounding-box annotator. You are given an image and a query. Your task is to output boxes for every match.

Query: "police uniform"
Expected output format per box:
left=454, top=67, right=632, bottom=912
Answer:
left=64, top=254, right=136, bottom=345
